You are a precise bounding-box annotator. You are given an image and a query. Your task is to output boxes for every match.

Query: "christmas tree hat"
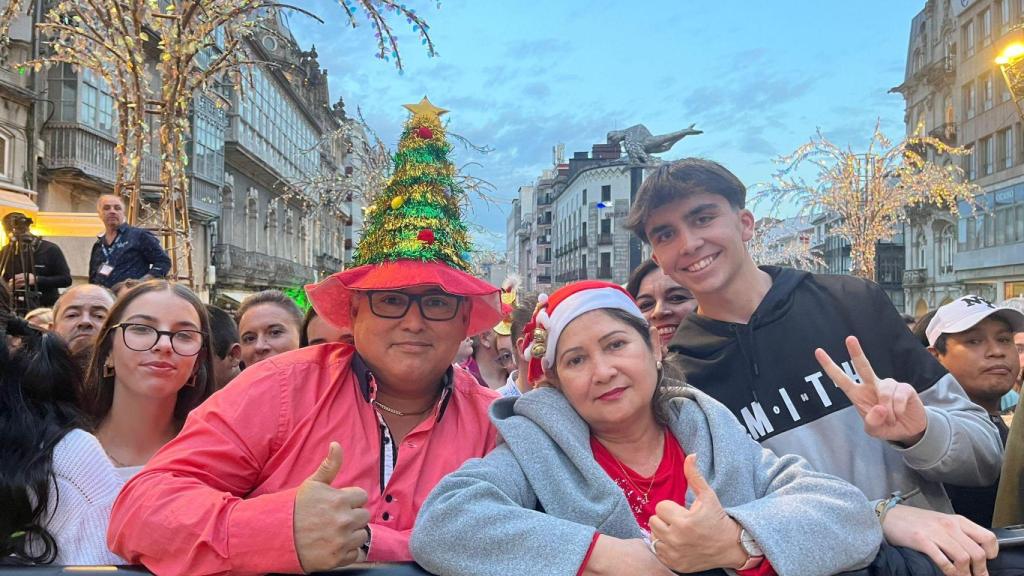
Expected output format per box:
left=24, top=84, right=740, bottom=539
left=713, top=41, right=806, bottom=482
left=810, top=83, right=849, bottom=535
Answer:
left=306, top=98, right=501, bottom=336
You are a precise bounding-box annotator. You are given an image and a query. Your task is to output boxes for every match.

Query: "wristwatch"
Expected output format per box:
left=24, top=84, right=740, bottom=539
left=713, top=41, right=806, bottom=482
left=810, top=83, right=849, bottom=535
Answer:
left=738, top=527, right=765, bottom=570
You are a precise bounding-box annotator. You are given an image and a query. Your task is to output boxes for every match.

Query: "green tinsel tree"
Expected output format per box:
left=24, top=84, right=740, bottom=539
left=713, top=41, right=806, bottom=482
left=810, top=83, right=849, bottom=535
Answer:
left=352, top=97, right=472, bottom=270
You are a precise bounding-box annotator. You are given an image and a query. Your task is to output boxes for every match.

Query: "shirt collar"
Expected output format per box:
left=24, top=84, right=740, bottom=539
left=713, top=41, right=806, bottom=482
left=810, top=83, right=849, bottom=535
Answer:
left=97, top=223, right=129, bottom=239
left=353, top=352, right=455, bottom=421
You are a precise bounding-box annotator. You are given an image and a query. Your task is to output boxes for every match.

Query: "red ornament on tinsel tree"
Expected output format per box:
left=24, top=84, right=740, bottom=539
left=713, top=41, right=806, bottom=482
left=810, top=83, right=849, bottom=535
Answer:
left=416, top=126, right=434, bottom=140
left=417, top=228, right=436, bottom=245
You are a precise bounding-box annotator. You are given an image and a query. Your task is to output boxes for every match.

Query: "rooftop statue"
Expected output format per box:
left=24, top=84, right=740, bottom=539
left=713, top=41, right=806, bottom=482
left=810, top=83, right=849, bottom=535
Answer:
left=607, top=123, right=703, bottom=165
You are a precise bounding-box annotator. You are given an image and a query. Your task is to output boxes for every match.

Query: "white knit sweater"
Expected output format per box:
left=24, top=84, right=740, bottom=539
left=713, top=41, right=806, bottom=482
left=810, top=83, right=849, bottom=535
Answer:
left=39, top=428, right=126, bottom=565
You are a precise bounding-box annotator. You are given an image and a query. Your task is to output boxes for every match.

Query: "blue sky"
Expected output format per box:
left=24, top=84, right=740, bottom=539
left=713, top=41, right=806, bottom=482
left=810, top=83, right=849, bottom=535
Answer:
left=290, top=1, right=923, bottom=251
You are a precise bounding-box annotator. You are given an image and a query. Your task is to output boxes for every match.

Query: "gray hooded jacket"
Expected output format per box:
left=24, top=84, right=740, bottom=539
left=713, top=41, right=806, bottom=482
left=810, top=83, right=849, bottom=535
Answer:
left=411, top=386, right=881, bottom=576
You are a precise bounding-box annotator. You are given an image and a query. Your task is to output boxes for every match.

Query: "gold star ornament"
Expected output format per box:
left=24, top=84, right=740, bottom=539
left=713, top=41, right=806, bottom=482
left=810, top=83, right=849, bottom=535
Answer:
left=403, top=96, right=448, bottom=118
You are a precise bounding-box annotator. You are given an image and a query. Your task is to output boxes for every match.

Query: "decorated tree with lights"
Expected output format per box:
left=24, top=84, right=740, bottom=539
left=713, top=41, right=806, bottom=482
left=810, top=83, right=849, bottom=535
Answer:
left=0, top=0, right=438, bottom=285
left=353, top=97, right=473, bottom=269
left=756, top=122, right=980, bottom=280
left=747, top=218, right=822, bottom=271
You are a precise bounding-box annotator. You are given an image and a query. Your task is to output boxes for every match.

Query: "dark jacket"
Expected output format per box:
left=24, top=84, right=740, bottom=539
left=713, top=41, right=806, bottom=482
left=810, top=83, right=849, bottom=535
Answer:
left=0, top=236, right=72, bottom=306
left=88, top=224, right=171, bottom=288
left=667, top=266, right=1002, bottom=512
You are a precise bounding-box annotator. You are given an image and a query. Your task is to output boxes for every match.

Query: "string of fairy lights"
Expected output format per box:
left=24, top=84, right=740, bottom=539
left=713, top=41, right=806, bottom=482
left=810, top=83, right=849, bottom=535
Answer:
left=0, top=0, right=439, bottom=286
left=756, top=122, right=980, bottom=281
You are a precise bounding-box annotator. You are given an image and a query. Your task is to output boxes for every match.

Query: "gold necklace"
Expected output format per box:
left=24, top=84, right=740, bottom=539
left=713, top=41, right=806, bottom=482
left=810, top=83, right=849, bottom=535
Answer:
left=373, top=399, right=435, bottom=417
left=609, top=454, right=657, bottom=505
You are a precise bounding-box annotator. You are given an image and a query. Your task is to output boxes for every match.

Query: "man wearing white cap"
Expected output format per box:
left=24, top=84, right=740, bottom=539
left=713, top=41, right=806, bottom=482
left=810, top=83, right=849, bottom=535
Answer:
left=926, top=295, right=1024, bottom=428
left=925, top=295, right=1023, bottom=528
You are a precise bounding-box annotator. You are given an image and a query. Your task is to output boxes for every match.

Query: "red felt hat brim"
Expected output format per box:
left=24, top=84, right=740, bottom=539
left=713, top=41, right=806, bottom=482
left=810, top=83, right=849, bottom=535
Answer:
left=305, top=260, right=502, bottom=336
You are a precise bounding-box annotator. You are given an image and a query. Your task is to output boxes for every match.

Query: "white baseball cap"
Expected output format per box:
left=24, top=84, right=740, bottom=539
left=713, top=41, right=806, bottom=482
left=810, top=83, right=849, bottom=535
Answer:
left=926, top=295, right=1024, bottom=346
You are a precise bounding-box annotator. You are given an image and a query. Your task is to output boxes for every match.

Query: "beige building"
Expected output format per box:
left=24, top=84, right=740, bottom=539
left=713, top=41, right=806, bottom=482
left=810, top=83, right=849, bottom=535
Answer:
left=0, top=7, right=359, bottom=306
left=894, top=0, right=1024, bottom=317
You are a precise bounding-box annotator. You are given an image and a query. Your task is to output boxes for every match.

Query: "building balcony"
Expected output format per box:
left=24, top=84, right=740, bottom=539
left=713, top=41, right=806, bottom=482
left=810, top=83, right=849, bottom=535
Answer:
left=536, top=274, right=552, bottom=284
left=903, top=268, right=927, bottom=287
left=537, top=214, right=552, bottom=226
left=44, top=121, right=160, bottom=186
left=598, top=232, right=613, bottom=245
left=928, top=123, right=957, bottom=147
left=537, top=256, right=551, bottom=264
left=316, top=252, right=345, bottom=274
left=922, top=55, right=955, bottom=89
left=537, top=236, right=551, bottom=245
left=537, top=194, right=553, bottom=206
left=597, top=266, right=612, bottom=279
left=213, top=243, right=317, bottom=288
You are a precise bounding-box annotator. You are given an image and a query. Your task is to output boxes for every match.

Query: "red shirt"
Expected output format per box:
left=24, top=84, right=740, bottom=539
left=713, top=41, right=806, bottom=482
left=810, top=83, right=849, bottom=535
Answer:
left=108, top=344, right=499, bottom=576
left=591, top=430, right=687, bottom=532
left=589, top=430, right=776, bottom=576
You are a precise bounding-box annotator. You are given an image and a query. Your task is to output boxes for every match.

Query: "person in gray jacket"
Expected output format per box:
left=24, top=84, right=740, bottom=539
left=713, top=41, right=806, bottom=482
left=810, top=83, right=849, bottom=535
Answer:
left=412, top=281, right=881, bottom=576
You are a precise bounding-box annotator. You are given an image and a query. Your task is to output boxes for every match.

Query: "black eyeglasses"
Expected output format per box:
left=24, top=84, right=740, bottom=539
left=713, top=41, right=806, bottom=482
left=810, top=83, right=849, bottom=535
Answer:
left=366, top=291, right=463, bottom=321
left=112, top=323, right=206, bottom=356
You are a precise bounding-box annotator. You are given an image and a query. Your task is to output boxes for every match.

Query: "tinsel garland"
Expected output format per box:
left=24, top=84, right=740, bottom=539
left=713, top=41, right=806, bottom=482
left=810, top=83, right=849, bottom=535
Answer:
left=351, top=101, right=475, bottom=272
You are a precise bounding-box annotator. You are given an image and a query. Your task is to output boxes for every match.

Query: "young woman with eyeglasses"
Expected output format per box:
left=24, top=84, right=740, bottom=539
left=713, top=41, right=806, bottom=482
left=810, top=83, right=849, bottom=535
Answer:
left=81, top=280, right=214, bottom=479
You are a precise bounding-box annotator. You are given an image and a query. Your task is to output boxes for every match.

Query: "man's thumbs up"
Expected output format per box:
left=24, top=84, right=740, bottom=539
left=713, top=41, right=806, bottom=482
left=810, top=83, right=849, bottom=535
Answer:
left=310, top=441, right=344, bottom=485
left=294, top=443, right=371, bottom=573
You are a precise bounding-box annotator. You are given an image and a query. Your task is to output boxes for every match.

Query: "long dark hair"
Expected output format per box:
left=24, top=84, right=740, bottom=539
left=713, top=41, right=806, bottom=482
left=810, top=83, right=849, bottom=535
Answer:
left=82, top=280, right=215, bottom=426
left=0, top=310, right=84, bottom=564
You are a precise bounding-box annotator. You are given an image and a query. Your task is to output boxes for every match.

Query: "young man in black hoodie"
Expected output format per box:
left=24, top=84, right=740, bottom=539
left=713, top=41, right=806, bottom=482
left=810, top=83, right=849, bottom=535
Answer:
left=625, top=158, right=1003, bottom=576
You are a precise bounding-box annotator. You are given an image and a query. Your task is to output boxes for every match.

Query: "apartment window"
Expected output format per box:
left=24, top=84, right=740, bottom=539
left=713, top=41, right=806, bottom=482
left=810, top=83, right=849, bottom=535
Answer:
left=1004, top=78, right=1013, bottom=102
left=983, top=73, right=994, bottom=111
left=1002, top=128, right=1015, bottom=169
left=939, top=225, right=954, bottom=273
left=582, top=189, right=587, bottom=206
left=964, top=145, right=977, bottom=180
left=916, top=231, right=926, bottom=269
left=1003, top=0, right=1012, bottom=33
left=600, top=218, right=611, bottom=234
left=982, top=136, right=994, bottom=175
left=0, top=131, right=8, bottom=179
left=963, top=19, right=975, bottom=58
left=964, top=82, right=976, bottom=120
left=982, top=9, right=992, bottom=45
left=601, top=185, right=611, bottom=202
left=46, top=63, right=77, bottom=122
left=80, top=69, right=115, bottom=134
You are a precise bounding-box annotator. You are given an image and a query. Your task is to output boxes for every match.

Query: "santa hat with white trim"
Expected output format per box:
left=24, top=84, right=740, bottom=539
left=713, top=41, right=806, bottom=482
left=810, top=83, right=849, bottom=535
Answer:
left=523, top=280, right=645, bottom=385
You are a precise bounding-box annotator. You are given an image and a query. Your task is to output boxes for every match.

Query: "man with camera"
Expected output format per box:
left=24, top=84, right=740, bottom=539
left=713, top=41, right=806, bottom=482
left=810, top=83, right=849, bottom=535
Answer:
left=0, top=211, right=72, bottom=312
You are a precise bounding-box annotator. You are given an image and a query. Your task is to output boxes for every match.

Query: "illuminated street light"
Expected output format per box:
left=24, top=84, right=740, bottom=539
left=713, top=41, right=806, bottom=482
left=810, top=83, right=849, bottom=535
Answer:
left=997, top=41, right=1024, bottom=119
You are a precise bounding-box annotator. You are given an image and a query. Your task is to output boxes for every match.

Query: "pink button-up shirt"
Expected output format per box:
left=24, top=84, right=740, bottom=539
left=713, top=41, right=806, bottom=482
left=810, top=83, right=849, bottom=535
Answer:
left=108, top=344, right=498, bottom=576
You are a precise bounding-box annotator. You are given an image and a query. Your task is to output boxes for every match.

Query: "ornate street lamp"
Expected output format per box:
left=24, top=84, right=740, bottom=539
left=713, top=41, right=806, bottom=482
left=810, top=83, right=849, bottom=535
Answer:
left=996, top=42, right=1024, bottom=119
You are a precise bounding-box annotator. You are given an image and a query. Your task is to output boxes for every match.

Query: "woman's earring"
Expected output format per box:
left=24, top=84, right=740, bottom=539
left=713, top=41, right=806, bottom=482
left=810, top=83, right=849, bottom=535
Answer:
left=656, top=360, right=663, bottom=371
left=185, top=372, right=197, bottom=388
left=103, top=360, right=115, bottom=378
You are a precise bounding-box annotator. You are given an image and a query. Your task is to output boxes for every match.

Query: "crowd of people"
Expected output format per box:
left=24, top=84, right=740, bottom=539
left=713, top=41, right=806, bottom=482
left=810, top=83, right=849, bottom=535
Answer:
left=2, top=158, right=1024, bottom=576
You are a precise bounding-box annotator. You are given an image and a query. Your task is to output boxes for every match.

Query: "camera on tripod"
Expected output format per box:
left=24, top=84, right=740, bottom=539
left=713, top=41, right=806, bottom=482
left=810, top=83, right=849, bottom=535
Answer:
left=1, top=211, right=42, bottom=314
left=3, top=212, right=36, bottom=244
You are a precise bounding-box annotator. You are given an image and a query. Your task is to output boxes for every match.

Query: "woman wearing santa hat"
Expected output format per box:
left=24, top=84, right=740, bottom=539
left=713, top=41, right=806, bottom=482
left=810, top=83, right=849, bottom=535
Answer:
left=411, top=280, right=882, bottom=576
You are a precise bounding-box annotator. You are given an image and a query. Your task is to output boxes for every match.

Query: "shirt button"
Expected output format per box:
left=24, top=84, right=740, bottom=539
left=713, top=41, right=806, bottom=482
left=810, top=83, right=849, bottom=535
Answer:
left=385, top=495, right=393, bottom=503
left=382, top=512, right=390, bottom=521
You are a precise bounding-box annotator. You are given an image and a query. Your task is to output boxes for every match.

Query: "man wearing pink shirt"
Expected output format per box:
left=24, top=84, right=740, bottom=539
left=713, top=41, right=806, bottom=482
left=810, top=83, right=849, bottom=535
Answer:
left=107, top=100, right=503, bottom=575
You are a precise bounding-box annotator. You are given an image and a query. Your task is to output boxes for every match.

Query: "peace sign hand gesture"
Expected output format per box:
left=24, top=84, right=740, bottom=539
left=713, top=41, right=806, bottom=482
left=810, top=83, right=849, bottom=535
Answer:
left=815, top=336, right=928, bottom=446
